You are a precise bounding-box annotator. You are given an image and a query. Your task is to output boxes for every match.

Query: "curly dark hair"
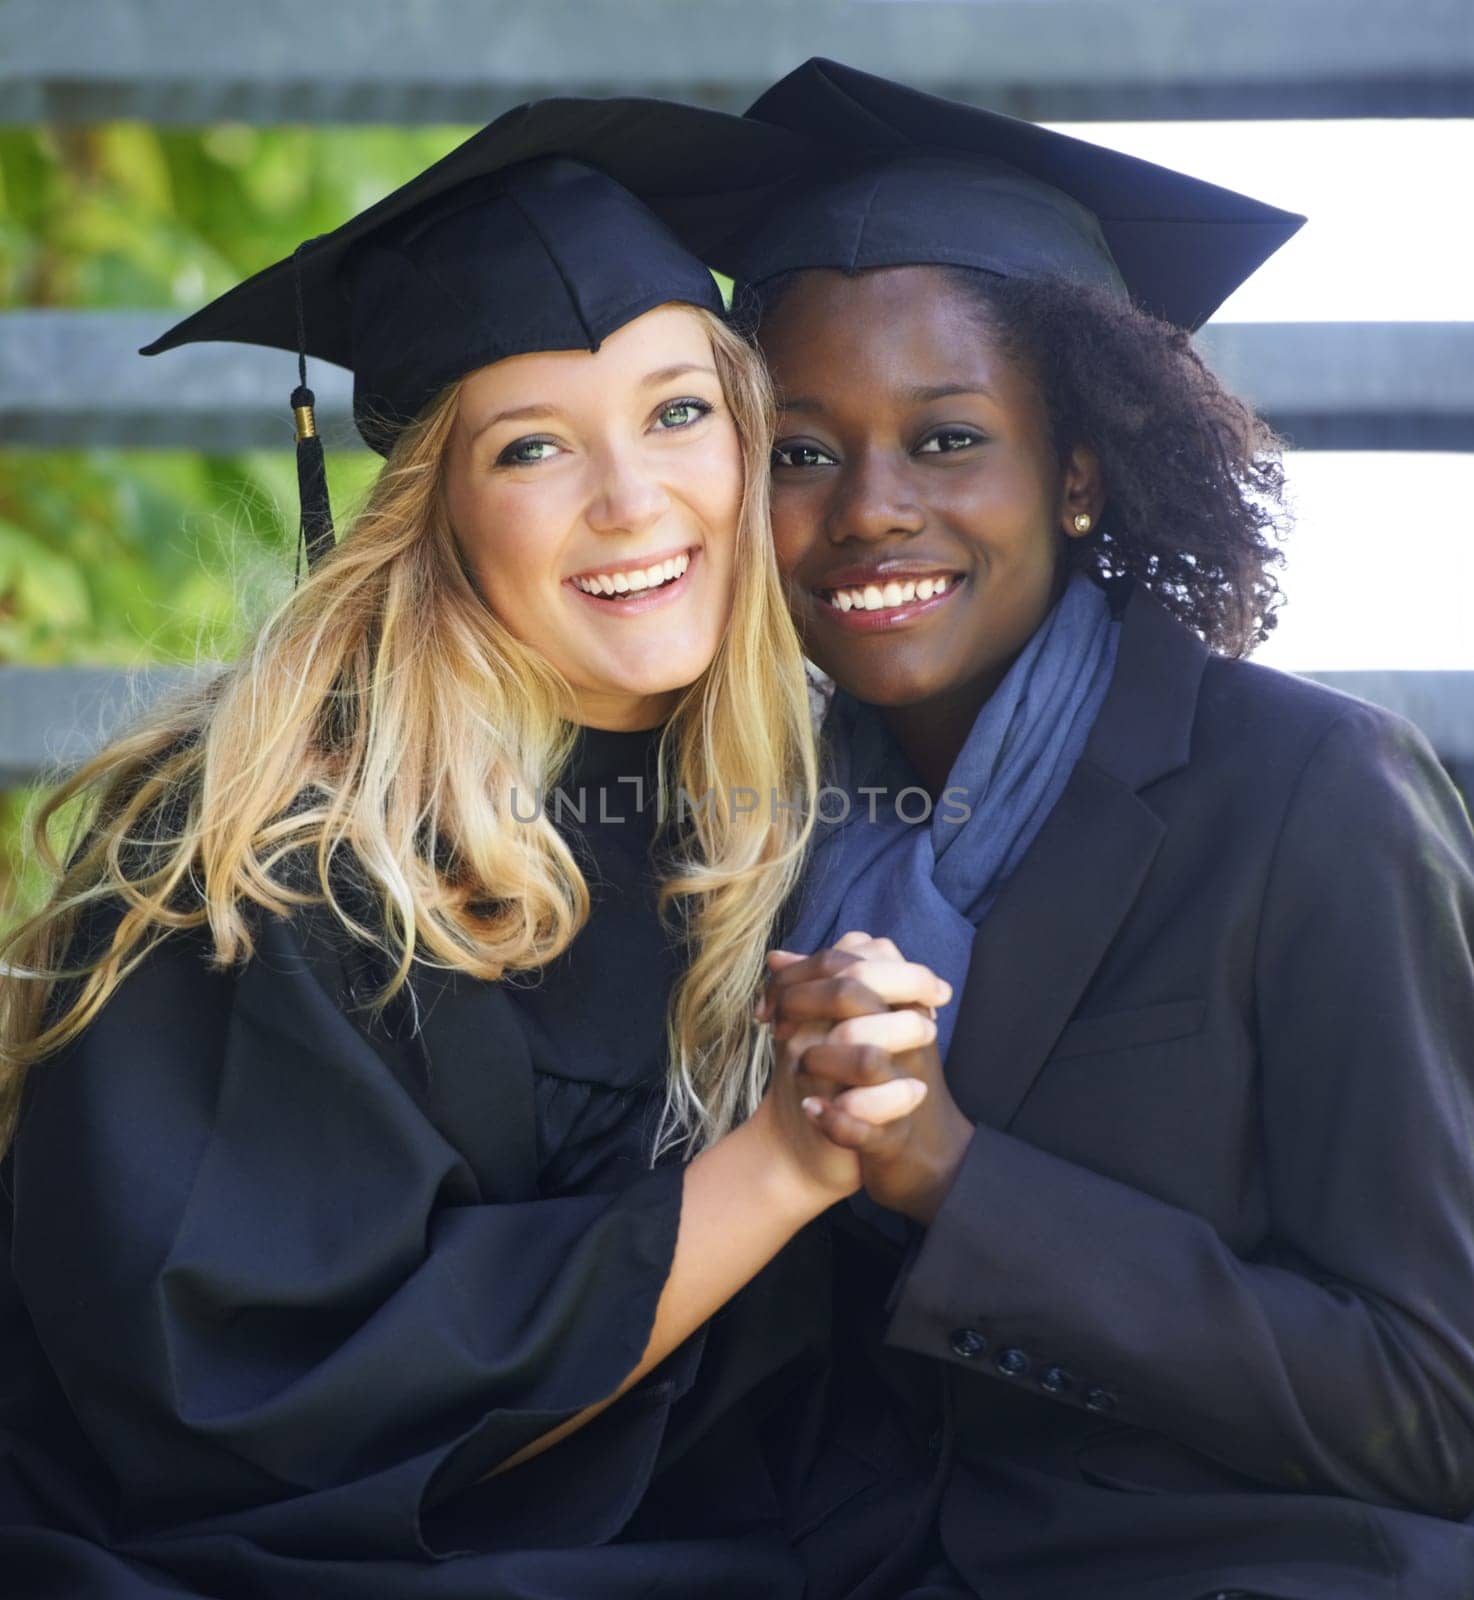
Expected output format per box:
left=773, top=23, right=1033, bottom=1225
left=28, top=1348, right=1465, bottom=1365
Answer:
left=744, top=268, right=1289, bottom=657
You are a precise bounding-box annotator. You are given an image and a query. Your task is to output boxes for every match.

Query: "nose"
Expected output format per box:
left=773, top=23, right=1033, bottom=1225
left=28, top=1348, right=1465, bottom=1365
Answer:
left=585, top=444, right=671, bottom=537
left=824, top=450, right=925, bottom=545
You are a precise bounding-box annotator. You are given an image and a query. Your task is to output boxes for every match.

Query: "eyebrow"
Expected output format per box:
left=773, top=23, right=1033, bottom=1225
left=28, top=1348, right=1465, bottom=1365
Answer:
left=642, top=362, right=717, bottom=387
left=776, top=382, right=998, bottom=416
left=471, top=363, right=719, bottom=440
left=905, top=383, right=998, bottom=405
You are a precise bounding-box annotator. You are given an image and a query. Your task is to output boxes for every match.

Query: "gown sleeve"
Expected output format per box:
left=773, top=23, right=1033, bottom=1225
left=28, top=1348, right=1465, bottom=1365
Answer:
left=10, top=906, right=686, bottom=1559
left=883, top=703, right=1474, bottom=1517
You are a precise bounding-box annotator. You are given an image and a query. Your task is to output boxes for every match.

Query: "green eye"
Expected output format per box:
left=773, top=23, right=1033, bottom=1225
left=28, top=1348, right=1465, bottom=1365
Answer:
left=498, top=437, right=561, bottom=467
left=657, top=399, right=712, bottom=429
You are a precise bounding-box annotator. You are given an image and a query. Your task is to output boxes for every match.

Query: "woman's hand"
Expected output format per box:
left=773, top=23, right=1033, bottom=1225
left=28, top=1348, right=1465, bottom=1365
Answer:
left=765, top=932, right=975, bottom=1225
left=752, top=941, right=937, bottom=1215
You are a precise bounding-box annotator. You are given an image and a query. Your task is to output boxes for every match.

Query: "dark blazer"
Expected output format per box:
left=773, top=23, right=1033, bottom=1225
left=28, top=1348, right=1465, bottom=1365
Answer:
left=811, top=585, right=1474, bottom=1600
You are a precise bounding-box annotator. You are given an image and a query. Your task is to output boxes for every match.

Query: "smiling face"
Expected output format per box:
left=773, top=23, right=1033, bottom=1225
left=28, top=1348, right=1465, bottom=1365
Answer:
left=760, top=266, right=1101, bottom=728
left=444, top=303, right=741, bottom=730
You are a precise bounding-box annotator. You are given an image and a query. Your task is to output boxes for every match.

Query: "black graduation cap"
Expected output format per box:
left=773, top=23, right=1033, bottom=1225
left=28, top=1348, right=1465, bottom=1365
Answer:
left=140, top=96, right=814, bottom=568
left=721, top=58, right=1305, bottom=331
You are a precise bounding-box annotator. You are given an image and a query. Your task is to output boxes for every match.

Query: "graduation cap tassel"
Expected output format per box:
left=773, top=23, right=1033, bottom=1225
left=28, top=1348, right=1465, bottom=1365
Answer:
left=291, top=244, right=335, bottom=575
left=292, top=381, right=334, bottom=571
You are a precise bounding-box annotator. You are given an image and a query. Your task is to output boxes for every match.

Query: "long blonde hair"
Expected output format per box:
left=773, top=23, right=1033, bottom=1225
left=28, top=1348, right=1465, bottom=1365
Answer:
left=0, top=308, right=815, bottom=1158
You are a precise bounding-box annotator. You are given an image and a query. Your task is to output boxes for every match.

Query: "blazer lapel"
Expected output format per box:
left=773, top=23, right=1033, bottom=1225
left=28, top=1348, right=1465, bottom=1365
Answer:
left=945, top=585, right=1209, bottom=1131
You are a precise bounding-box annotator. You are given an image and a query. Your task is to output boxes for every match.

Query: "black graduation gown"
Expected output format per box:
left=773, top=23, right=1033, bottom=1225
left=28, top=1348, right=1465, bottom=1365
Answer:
left=0, top=725, right=826, bottom=1599
left=791, top=585, right=1474, bottom=1600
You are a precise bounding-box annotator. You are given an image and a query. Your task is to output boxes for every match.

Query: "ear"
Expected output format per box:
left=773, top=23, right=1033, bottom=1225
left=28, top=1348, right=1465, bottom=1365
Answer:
left=1060, top=444, right=1106, bottom=540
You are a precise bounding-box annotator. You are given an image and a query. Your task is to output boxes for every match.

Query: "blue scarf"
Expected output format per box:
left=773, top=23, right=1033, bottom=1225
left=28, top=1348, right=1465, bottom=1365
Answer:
left=786, top=572, right=1121, bottom=1059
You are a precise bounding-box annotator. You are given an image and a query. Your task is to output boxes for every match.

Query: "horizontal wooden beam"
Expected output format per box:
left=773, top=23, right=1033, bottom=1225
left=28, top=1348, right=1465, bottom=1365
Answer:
left=5, top=314, right=1471, bottom=454
left=3, top=0, right=1471, bottom=123
left=1192, top=323, right=1474, bottom=453
left=0, top=665, right=207, bottom=791
left=2, top=664, right=1471, bottom=792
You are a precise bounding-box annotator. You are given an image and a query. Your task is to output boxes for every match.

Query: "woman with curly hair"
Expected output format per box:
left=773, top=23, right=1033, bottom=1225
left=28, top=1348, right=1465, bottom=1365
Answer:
left=0, top=98, right=945, bottom=1599
left=732, top=60, right=1474, bottom=1600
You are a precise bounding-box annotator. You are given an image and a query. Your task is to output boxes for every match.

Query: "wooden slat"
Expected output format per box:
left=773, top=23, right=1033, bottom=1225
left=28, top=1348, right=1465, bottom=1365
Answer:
left=3, top=0, right=1471, bottom=123
left=0, top=665, right=208, bottom=790
left=1193, top=324, right=1474, bottom=452
left=6, top=313, right=1471, bottom=454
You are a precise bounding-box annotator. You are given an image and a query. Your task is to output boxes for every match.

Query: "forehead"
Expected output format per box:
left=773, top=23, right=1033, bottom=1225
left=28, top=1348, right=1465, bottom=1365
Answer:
left=757, top=266, right=1036, bottom=415
left=458, top=302, right=714, bottom=419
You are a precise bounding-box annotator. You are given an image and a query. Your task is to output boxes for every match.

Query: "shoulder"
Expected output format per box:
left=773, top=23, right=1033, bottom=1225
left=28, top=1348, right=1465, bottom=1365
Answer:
left=1199, top=657, right=1473, bottom=882
left=1194, top=653, right=1446, bottom=796
left=1200, top=651, right=1402, bottom=747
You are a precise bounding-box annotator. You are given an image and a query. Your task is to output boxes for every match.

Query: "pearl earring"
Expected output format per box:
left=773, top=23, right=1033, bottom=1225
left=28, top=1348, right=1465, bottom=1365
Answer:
left=1072, top=513, right=1093, bottom=534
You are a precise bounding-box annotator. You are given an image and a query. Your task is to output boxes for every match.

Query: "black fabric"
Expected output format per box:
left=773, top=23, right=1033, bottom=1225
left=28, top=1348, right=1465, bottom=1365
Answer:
left=507, top=723, right=680, bottom=1193
left=139, top=96, right=814, bottom=453
left=794, top=586, right=1474, bottom=1599
left=0, top=725, right=825, bottom=1597
left=725, top=58, right=1305, bottom=330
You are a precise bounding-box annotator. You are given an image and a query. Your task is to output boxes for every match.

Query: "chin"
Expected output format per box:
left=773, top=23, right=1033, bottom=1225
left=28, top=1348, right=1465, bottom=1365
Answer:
left=810, top=649, right=947, bottom=710
left=586, top=651, right=711, bottom=704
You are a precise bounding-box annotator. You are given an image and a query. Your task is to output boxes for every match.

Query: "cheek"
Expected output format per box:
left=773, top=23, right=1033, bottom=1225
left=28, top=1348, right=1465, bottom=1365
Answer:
left=769, top=486, right=822, bottom=576
left=679, top=425, right=744, bottom=543
left=455, top=478, right=568, bottom=585
left=940, top=464, right=1056, bottom=565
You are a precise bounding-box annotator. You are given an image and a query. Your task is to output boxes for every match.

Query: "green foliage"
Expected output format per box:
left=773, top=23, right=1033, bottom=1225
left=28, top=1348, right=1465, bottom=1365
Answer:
left=0, top=447, right=379, bottom=666
left=1, top=122, right=473, bottom=926
left=1, top=124, right=474, bottom=309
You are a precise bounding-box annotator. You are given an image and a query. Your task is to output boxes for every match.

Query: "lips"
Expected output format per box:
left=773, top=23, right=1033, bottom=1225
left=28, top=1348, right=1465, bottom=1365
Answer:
left=570, top=548, right=691, bottom=598
left=566, top=545, right=701, bottom=616
left=807, top=562, right=964, bottom=632
left=818, top=572, right=958, bottom=613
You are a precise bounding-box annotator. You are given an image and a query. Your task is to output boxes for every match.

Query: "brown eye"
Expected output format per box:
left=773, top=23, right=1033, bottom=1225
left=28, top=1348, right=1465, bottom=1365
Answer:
left=916, top=428, right=983, bottom=455
left=772, top=441, right=837, bottom=469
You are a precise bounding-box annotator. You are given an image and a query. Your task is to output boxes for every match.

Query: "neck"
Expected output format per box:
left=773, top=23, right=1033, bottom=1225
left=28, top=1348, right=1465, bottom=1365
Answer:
left=879, top=568, right=1082, bottom=792
left=572, top=687, right=679, bottom=732
left=877, top=665, right=1007, bottom=797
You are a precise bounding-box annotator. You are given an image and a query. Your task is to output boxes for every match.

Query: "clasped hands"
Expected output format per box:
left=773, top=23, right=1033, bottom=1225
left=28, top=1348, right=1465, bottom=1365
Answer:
left=757, top=932, right=974, bottom=1225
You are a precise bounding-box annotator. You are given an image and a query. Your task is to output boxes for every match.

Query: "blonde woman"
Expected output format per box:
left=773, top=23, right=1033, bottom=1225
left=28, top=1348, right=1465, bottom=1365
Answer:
left=0, top=104, right=943, bottom=1600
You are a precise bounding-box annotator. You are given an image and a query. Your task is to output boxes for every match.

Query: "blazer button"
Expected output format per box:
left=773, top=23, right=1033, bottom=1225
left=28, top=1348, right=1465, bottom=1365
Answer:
left=949, top=1327, right=988, bottom=1359
left=1084, top=1386, right=1118, bottom=1413
left=995, top=1347, right=1032, bottom=1378
left=1039, top=1365, right=1073, bottom=1395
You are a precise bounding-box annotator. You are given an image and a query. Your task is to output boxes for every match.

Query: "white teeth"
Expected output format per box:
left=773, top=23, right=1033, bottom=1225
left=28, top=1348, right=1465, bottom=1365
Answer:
left=820, top=574, right=954, bottom=612
left=573, top=551, right=692, bottom=598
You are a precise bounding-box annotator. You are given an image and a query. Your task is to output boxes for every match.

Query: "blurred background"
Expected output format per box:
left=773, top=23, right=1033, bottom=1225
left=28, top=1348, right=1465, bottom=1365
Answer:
left=2, top=0, right=1472, bottom=924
